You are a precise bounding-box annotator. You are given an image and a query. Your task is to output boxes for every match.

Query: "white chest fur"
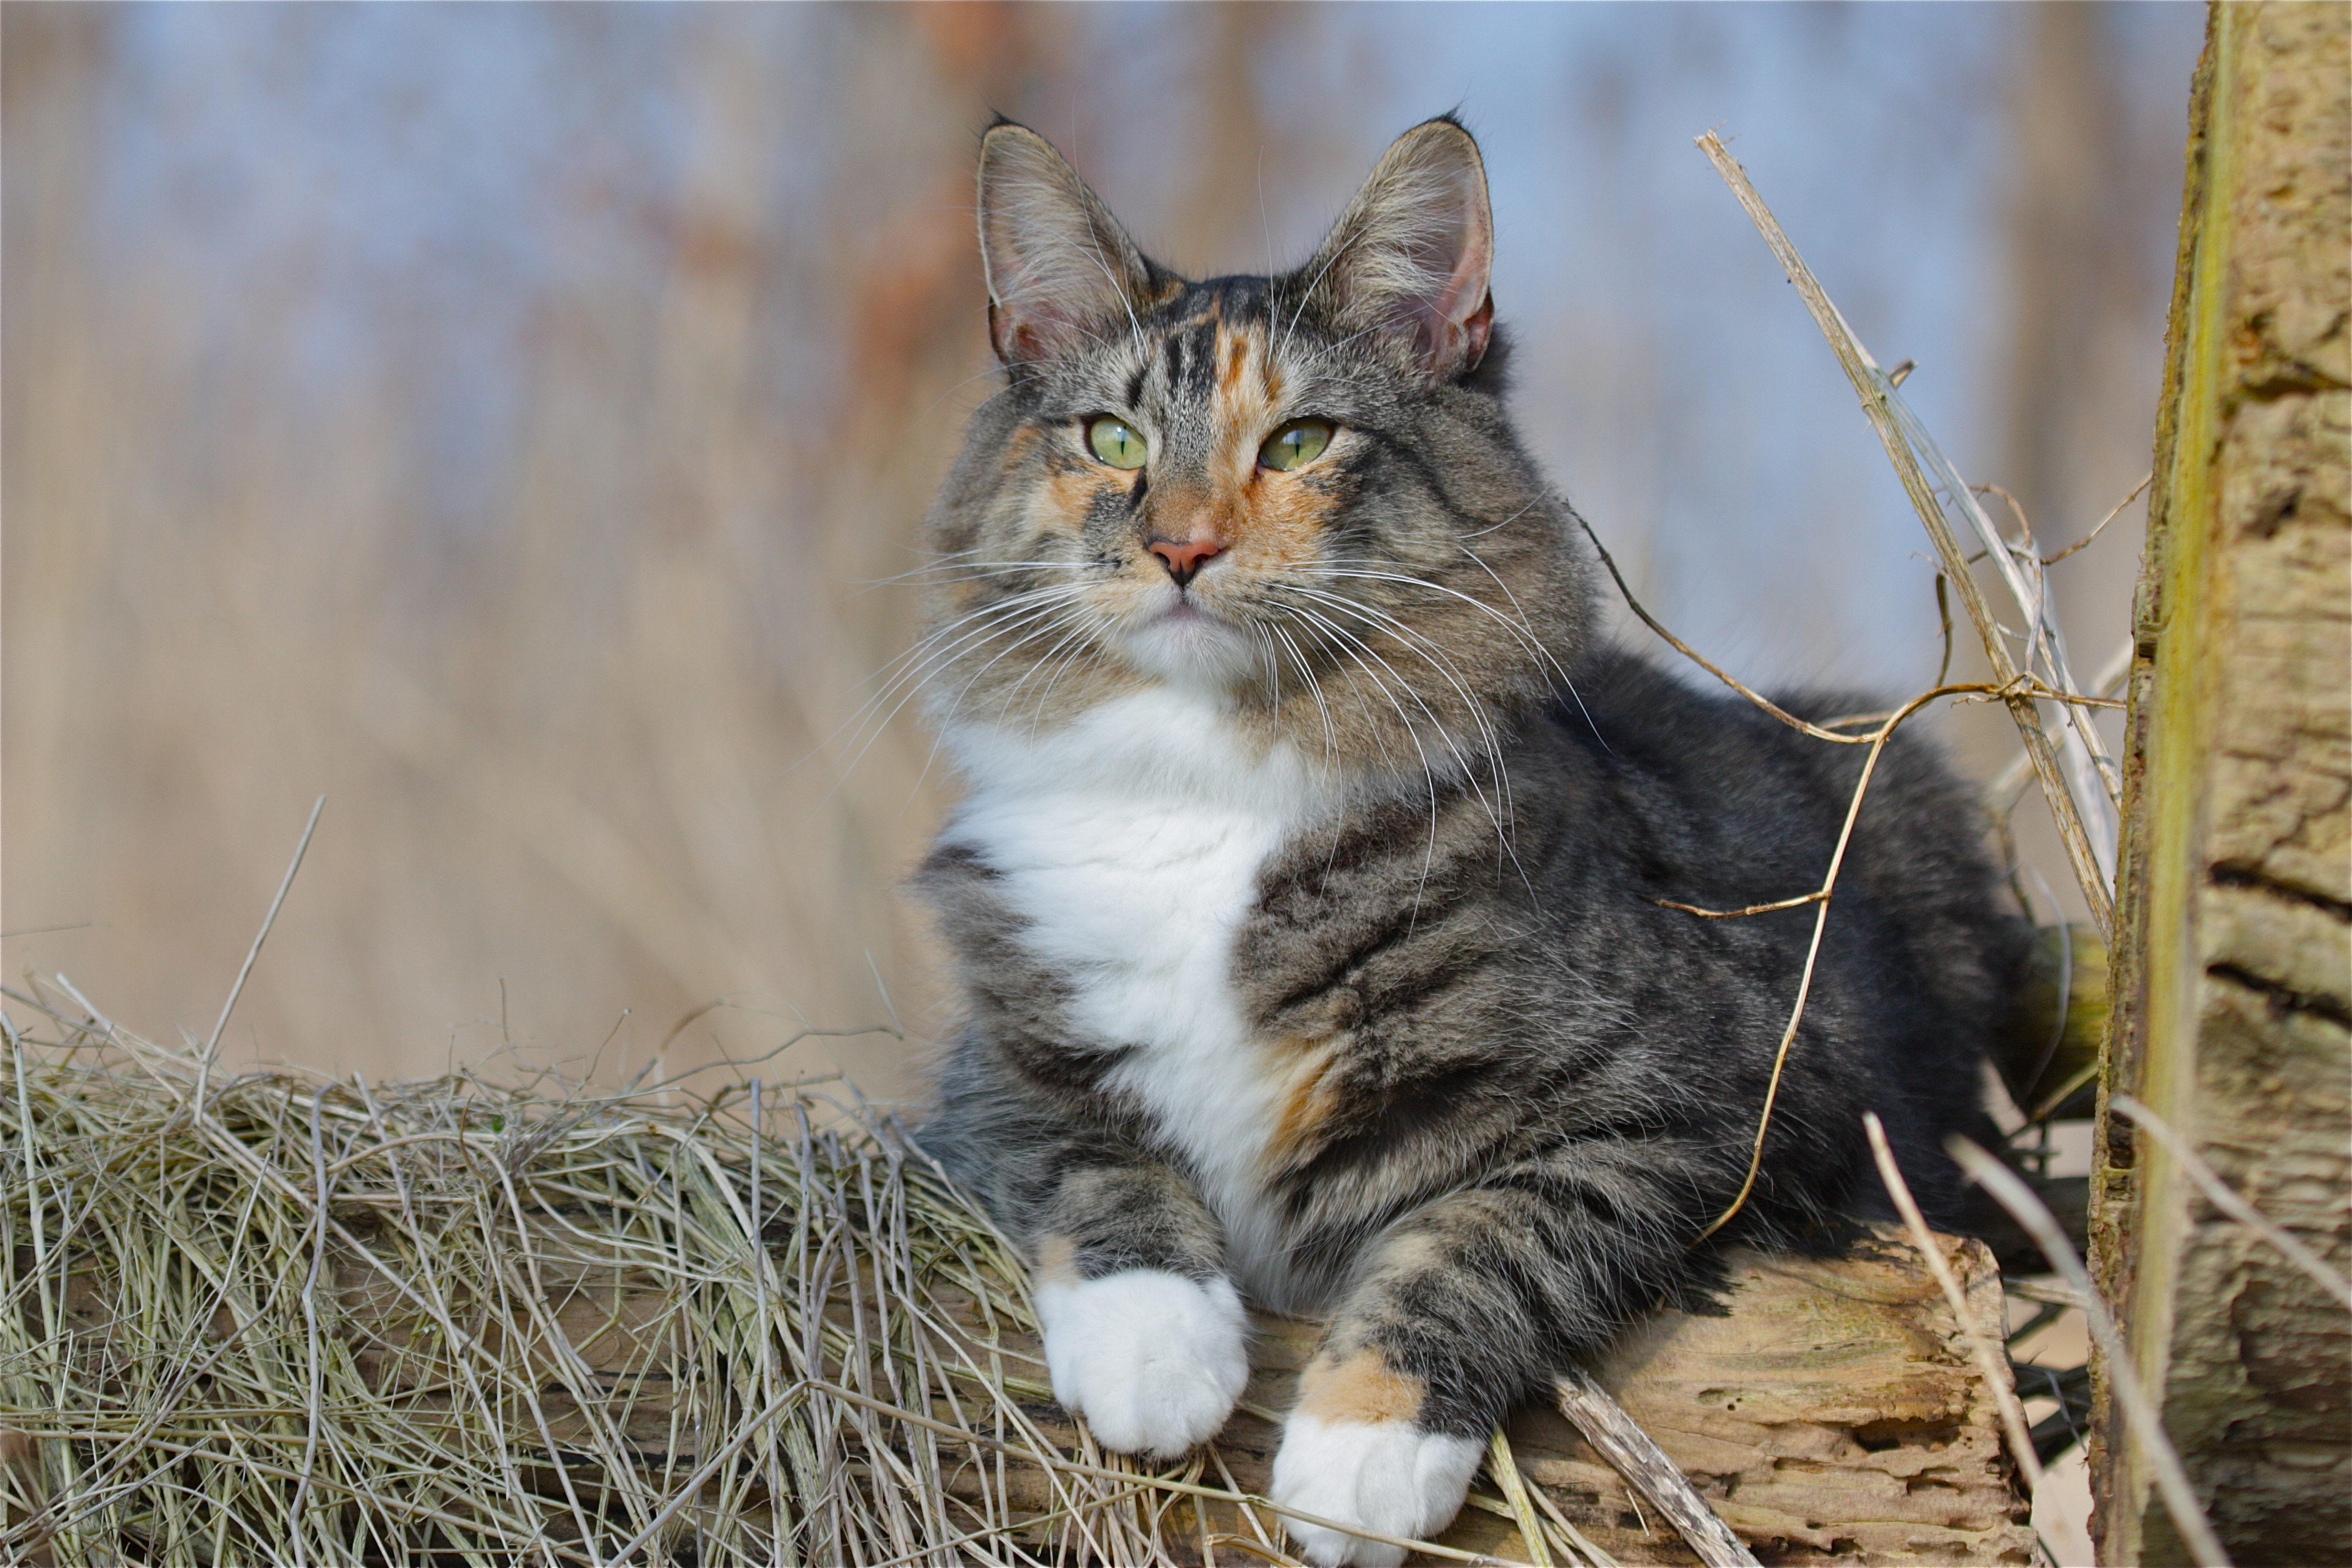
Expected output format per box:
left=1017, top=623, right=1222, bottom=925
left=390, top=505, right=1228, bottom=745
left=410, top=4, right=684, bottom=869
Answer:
left=942, top=687, right=1342, bottom=1305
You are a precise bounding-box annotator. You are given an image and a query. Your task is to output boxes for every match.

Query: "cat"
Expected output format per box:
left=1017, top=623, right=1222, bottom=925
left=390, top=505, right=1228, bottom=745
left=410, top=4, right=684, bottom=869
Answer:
left=912, top=116, right=2021, bottom=1566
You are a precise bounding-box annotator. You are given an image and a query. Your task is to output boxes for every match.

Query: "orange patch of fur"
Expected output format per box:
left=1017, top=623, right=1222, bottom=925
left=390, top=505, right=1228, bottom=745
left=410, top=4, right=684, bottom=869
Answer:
left=1197, top=324, right=1328, bottom=574
left=997, top=424, right=1040, bottom=475
left=1217, top=326, right=1252, bottom=401
left=1264, top=1044, right=1342, bottom=1168
left=1033, top=462, right=1119, bottom=537
left=1295, top=1346, right=1425, bottom=1425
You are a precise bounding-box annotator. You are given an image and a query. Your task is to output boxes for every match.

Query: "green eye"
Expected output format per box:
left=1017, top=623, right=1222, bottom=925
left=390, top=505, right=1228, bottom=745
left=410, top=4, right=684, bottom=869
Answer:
left=1259, top=419, right=1332, bottom=471
left=1086, top=416, right=1147, bottom=470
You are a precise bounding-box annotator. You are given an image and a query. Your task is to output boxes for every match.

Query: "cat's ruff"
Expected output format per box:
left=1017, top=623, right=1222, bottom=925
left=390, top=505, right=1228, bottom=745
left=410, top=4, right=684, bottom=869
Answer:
left=1032, top=1267, right=1253, bottom=1461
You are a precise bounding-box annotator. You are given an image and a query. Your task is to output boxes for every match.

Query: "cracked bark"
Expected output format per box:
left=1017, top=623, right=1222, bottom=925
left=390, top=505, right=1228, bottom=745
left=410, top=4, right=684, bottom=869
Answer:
left=2089, top=5, right=2351, bottom=1563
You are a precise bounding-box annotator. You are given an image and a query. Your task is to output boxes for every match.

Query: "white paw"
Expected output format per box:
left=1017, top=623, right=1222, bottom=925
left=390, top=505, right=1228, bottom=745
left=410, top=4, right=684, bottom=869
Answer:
left=1033, top=1268, right=1249, bottom=1460
left=1270, top=1413, right=1484, bottom=1567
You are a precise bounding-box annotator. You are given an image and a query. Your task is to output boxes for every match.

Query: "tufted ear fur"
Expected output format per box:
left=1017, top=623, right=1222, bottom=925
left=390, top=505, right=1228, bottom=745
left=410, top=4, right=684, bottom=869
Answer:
left=1302, top=117, right=1495, bottom=383
left=977, top=122, right=1157, bottom=368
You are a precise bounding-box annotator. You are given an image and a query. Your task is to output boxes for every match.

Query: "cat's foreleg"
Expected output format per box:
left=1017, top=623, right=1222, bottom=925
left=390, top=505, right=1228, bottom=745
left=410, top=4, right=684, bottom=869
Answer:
left=1267, top=1267, right=1489, bottom=1567
left=923, top=1049, right=1250, bottom=1456
left=1270, top=1169, right=1691, bottom=1567
left=1023, top=1158, right=1251, bottom=1460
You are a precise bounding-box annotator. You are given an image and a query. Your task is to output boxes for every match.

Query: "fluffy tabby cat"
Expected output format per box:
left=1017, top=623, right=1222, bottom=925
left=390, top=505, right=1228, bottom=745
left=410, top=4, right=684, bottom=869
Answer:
left=914, top=117, right=2018, bottom=1565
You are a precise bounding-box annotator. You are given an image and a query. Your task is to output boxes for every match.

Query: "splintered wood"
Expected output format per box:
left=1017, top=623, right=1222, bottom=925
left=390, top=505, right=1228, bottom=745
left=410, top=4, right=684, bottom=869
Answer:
left=943, top=1227, right=2037, bottom=1566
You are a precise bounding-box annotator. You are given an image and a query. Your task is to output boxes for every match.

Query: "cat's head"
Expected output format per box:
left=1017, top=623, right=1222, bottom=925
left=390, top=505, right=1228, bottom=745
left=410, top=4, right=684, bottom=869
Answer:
left=918, top=117, right=1592, bottom=784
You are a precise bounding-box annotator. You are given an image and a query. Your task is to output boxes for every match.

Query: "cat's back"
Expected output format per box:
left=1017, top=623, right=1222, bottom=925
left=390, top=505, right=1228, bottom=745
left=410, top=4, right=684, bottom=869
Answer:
left=1522, top=646, right=2022, bottom=1185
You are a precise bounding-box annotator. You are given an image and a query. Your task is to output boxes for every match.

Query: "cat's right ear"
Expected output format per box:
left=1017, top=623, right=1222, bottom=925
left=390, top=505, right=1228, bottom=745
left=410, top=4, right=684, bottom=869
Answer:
left=977, top=123, right=1155, bottom=368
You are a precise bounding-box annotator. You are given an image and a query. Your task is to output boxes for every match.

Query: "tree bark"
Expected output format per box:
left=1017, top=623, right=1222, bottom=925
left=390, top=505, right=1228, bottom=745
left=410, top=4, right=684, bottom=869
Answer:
left=2089, top=5, right=2350, bottom=1564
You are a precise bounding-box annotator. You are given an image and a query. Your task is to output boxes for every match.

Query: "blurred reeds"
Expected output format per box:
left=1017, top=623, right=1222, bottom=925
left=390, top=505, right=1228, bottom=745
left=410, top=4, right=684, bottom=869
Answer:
left=3, top=7, right=1039, bottom=1093
left=3, top=3, right=2187, bottom=1099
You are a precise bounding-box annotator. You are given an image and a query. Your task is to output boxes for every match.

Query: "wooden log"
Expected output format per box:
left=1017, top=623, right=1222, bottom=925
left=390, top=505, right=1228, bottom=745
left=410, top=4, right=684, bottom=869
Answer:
left=31, top=1202, right=2030, bottom=1564
left=935, top=1227, right=2035, bottom=1566
left=2089, top=3, right=2351, bottom=1563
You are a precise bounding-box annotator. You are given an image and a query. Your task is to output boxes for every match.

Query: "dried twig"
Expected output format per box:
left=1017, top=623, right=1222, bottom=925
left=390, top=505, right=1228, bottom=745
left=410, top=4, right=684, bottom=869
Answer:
left=1653, top=891, right=1825, bottom=919
left=1863, top=1114, right=2044, bottom=1490
left=1551, top=1369, right=1758, bottom=1568
left=1984, top=639, right=2135, bottom=818
left=1948, top=1137, right=2233, bottom=1568
left=1694, top=682, right=1983, bottom=1240
left=1582, top=484, right=2117, bottom=1239
left=2044, top=473, right=2152, bottom=567
left=1696, top=133, right=2117, bottom=939
left=198, top=793, right=326, bottom=1107
left=1933, top=573, right=1956, bottom=687
left=1575, top=515, right=1869, bottom=745
left=1584, top=484, right=2117, bottom=1240
left=1485, top=1428, right=1557, bottom=1567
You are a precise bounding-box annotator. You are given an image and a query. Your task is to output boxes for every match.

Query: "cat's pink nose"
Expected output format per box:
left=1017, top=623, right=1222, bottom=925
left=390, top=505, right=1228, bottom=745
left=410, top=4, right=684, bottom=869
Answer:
left=1147, top=533, right=1223, bottom=587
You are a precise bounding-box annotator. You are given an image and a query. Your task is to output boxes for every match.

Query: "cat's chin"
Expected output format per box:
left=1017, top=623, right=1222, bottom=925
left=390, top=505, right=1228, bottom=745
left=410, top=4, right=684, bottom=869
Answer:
left=1113, top=599, right=1262, bottom=689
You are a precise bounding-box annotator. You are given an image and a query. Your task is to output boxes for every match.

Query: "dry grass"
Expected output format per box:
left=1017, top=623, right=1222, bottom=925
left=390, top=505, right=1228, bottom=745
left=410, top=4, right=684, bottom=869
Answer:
left=2, top=7, right=2177, bottom=1090
left=2, top=983, right=1124, bottom=1567
left=3, top=987, right=1574, bottom=1568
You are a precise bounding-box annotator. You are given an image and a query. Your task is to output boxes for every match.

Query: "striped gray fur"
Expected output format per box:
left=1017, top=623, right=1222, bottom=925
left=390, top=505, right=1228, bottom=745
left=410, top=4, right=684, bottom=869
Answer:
left=910, top=117, right=2023, bottom=1536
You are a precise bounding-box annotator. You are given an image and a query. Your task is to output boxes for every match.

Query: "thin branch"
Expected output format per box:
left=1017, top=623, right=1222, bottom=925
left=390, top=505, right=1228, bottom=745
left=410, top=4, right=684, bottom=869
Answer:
left=1947, top=1138, right=2233, bottom=1568
left=2110, top=1095, right=2351, bottom=1308
left=1970, top=482, right=2039, bottom=554
left=1984, top=639, right=2135, bottom=815
left=1864, top=1113, right=2044, bottom=1491
left=2045, top=473, right=2152, bottom=567
left=1523, top=1471, right=1620, bottom=1568
left=1552, top=1370, right=1759, bottom=1568
left=199, top=794, right=326, bottom=1108
left=1696, top=133, right=2116, bottom=940
left=1575, top=514, right=1869, bottom=745
left=1934, top=574, right=1956, bottom=688
left=1654, top=891, right=1825, bottom=919
left=1486, top=1428, right=1558, bottom=1567
left=1696, top=683, right=1970, bottom=1240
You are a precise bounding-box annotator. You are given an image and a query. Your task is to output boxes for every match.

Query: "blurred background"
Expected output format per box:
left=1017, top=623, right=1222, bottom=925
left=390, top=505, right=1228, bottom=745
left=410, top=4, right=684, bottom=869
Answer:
left=6, top=2, right=2201, bottom=1106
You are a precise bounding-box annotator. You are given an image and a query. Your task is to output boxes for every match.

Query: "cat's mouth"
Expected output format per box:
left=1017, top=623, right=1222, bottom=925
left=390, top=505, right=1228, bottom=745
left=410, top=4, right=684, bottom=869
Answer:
left=1113, top=585, right=1257, bottom=687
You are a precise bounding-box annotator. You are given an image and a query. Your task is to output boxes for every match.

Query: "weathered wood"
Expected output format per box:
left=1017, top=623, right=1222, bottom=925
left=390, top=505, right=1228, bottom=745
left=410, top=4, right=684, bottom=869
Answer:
left=1551, top=1369, right=1758, bottom=1567
left=933, top=1228, right=2034, bottom=1566
left=32, top=1213, right=2022, bottom=1561
left=2090, top=3, right=2352, bottom=1563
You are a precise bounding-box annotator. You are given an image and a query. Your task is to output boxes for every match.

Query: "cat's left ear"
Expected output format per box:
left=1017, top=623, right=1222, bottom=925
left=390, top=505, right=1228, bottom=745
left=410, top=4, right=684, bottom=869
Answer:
left=1303, top=117, right=1495, bottom=383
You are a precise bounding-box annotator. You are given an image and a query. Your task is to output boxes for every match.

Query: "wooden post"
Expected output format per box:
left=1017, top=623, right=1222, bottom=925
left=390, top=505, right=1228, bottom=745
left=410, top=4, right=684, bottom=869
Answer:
left=2090, top=4, right=2350, bottom=1563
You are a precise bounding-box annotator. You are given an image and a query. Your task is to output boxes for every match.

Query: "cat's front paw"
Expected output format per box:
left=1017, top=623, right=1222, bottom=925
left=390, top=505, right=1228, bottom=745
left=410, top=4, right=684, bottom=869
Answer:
left=1270, top=1413, right=1484, bottom=1567
left=1033, top=1267, right=1249, bottom=1460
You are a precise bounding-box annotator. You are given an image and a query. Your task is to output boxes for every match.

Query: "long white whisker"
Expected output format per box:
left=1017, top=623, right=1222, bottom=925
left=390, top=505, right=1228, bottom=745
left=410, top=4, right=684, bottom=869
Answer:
left=825, top=587, right=1093, bottom=790
left=1275, top=602, right=1448, bottom=923
left=1273, top=585, right=1526, bottom=883
left=1266, top=621, right=1340, bottom=772
left=1299, top=558, right=1589, bottom=739
left=895, top=601, right=1103, bottom=808
left=1297, top=562, right=1561, bottom=674
left=1274, top=585, right=1507, bottom=775
left=1008, top=617, right=1108, bottom=741
left=835, top=584, right=1091, bottom=742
